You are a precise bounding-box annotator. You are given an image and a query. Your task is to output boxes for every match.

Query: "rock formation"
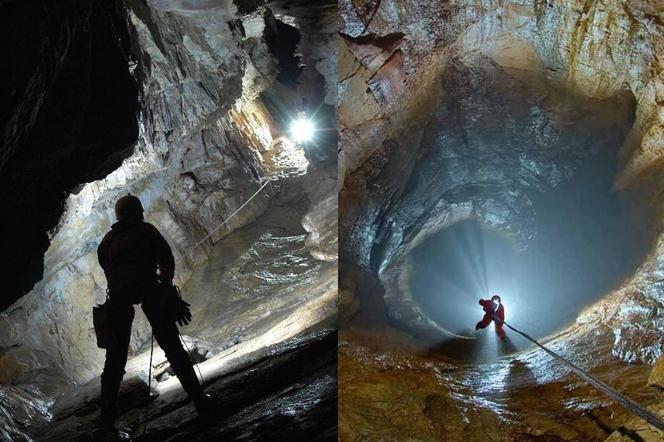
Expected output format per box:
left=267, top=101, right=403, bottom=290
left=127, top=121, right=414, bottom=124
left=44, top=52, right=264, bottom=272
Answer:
left=339, top=0, right=664, bottom=440
left=0, top=0, right=337, bottom=440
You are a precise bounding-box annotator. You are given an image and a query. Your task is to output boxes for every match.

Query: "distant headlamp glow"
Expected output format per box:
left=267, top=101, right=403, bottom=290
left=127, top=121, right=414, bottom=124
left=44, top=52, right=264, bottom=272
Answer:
left=290, top=116, right=314, bottom=143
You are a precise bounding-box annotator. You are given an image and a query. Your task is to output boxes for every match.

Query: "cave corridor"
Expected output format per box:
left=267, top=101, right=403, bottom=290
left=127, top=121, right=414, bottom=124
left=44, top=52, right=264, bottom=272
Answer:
left=0, top=0, right=337, bottom=441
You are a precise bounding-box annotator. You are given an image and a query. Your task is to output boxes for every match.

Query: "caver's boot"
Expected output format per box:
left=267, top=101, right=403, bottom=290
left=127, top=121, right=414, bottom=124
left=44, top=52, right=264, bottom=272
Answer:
left=97, top=373, right=121, bottom=430
left=95, top=372, right=134, bottom=439
left=167, top=351, right=219, bottom=421
left=194, top=391, right=220, bottom=421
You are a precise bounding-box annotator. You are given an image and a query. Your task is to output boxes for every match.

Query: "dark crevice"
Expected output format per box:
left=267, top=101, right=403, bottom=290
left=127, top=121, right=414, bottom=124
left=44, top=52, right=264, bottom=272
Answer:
left=340, top=32, right=405, bottom=52
left=264, top=9, right=303, bottom=89
left=0, top=0, right=139, bottom=310
left=617, top=426, right=646, bottom=442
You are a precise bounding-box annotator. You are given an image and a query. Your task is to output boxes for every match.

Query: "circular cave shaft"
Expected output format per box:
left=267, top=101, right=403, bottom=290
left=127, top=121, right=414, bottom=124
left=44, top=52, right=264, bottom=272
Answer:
left=339, top=28, right=663, bottom=438
left=411, top=189, right=650, bottom=362
left=337, top=0, right=664, bottom=440
left=379, top=60, right=654, bottom=359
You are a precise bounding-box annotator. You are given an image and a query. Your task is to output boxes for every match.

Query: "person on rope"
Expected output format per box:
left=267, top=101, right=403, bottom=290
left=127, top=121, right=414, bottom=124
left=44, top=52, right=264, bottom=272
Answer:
left=475, top=294, right=506, bottom=338
left=95, top=194, right=216, bottom=433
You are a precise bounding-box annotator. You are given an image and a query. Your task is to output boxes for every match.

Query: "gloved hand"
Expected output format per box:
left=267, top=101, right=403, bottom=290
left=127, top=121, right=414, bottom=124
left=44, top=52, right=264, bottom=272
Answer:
left=175, top=297, right=192, bottom=327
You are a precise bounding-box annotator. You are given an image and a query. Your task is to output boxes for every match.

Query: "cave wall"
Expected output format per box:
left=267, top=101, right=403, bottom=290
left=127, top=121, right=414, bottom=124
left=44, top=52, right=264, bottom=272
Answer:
left=0, top=0, right=272, bottom=387
left=339, top=0, right=664, bottom=336
left=0, top=5, right=337, bottom=439
left=339, top=0, right=664, bottom=184
left=340, top=0, right=664, bottom=271
left=0, top=0, right=139, bottom=312
left=339, top=1, right=664, bottom=440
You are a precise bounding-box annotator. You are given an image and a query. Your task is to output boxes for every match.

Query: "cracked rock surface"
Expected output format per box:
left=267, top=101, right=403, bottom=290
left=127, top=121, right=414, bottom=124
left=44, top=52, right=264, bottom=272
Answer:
left=339, top=0, right=664, bottom=440
left=0, top=0, right=337, bottom=440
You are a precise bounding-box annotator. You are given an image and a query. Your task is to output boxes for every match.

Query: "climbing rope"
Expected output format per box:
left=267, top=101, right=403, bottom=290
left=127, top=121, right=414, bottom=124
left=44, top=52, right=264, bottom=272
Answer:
left=177, top=179, right=271, bottom=263
left=499, top=318, right=664, bottom=433
left=141, top=179, right=270, bottom=432
left=170, top=179, right=272, bottom=381
left=142, top=332, right=154, bottom=435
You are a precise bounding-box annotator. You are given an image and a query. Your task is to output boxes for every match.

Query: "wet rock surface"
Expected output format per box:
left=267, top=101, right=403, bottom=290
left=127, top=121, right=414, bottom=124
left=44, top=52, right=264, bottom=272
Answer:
left=1, top=0, right=337, bottom=439
left=33, top=326, right=336, bottom=442
left=339, top=0, right=664, bottom=440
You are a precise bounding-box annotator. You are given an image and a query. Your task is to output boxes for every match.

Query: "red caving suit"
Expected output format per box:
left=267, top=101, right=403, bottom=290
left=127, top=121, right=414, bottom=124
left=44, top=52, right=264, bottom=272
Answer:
left=476, top=299, right=506, bottom=338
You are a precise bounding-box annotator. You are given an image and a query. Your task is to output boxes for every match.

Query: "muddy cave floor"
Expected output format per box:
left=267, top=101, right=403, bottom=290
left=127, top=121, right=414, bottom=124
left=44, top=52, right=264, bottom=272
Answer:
left=339, top=319, right=664, bottom=441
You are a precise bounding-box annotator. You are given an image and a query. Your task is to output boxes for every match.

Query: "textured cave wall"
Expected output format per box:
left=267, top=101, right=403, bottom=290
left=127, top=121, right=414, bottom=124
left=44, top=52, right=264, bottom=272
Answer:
left=339, top=0, right=664, bottom=440
left=0, top=1, right=337, bottom=437
left=339, top=0, right=664, bottom=355
left=0, top=0, right=273, bottom=387
left=0, top=1, right=140, bottom=436
left=0, top=0, right=139, bottom=312
left=340, top=0, right=664, bottom=269
left=339, top=0, right=664, bottom=187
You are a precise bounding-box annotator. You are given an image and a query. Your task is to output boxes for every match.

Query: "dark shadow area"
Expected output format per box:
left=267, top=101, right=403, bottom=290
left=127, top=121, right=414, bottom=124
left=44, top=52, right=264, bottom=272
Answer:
left=499, top=335, right=519, bottom=356
left=264, top=11, right=302, bottom=88
left=0, top=0, right=139, bottom=310
left=503, top=359, right=538, bottom=396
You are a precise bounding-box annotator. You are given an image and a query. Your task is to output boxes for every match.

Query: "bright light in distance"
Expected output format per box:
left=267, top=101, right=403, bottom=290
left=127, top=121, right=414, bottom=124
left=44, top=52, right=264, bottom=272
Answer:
left=290, top=116, right=315, bottom=143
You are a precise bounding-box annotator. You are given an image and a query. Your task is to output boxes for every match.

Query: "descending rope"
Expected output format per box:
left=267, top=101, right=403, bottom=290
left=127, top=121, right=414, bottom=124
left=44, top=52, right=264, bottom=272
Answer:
left=170, top=179, right=271, bottom=378
left=178, top=179, right=271, bottom=263
left=500, top=318, right=664, bottom=433
left=142, top=179, right=270, bottom=431
left=142, top=332, right=155, bottom=435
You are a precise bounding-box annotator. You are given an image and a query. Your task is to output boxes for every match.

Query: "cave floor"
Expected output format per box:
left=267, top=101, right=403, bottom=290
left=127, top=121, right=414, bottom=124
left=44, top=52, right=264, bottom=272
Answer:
left=32, top=323, right=336, bottom=442
left=29, top=157, right=338, bottom=442
left=339, top=320, right=664, bottom=441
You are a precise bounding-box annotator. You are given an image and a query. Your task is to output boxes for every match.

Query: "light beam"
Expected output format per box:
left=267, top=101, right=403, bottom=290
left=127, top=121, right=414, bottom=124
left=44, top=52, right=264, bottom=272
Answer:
left=290, top=115, right=315, bottom=143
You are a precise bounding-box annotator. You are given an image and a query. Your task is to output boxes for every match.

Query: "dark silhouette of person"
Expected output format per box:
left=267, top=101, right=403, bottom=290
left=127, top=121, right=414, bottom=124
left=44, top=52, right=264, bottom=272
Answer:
left=475, top=294, right=506, bottom=338
left=96, top=194, right=215, bottom=431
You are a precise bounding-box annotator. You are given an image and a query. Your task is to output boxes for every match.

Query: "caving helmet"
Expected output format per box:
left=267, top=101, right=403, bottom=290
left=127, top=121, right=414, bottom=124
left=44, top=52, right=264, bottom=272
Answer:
left=115, top=194, right=144, bottom=221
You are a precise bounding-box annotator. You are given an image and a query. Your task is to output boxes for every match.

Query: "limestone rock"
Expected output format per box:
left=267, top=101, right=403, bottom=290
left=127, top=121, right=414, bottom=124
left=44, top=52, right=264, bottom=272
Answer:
left=339, top=0, right=664, bottom=439
left=302, top=195, right=338, bottom=262
left=648, top=354, right=664, bottom=389
left=0, top=0, right=337, bottom=438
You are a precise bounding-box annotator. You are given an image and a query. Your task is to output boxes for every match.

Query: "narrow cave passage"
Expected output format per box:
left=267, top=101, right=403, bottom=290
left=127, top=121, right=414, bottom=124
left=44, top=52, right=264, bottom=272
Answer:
left=410, top=148, right=652, bottom=362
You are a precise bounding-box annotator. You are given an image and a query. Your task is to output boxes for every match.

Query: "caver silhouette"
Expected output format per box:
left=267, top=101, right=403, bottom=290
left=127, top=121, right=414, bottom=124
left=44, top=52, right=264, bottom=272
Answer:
left=475, top=294, right=506, bottom=339
left=96, top=194, right=216, bottom=431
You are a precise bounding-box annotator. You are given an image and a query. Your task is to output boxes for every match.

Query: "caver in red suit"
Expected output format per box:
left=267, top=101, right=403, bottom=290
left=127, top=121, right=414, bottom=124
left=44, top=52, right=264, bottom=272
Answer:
left=475, top=294, right=506, bottom=338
